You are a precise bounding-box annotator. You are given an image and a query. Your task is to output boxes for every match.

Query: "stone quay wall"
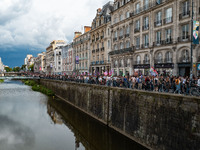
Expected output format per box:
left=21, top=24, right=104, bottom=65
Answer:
left=38, top=79, right=200, bottom=150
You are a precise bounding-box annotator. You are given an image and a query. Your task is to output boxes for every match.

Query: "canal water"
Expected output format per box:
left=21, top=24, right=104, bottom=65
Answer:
left=0, top=80, right=148, bottom=150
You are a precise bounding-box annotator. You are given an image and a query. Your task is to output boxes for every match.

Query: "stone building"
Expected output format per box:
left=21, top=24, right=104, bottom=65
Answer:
left=34, top=52, right=46, bottom=74
left=62, top=43, right=74, bottom=75
left=46, top=40, right=66, bottom=75
left=90, top=2, right=114, bottom=75
left=110, top=0, right=200, bottom=77
left=0, top=57, right=4, bottom=73
left=73, top=26, right=91, bottom=75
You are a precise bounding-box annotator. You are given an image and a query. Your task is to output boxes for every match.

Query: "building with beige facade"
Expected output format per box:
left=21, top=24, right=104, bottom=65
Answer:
left=90, top=2, right=114, bottom=75
left=46, top=40, right=66, bottom=75
left=109, top=0, right=200, bottom=77
left=73, top=26, right=91, bottom=75
left=34, top=52, right=46, bottom=74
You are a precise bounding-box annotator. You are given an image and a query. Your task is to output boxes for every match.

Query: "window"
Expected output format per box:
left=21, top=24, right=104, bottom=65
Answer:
left=136, top=20, right=140, bottom=30
left=120, top=28, right=123, bottom=37
left=144, top=34, right=149, bottom=47
left=120, top=42, right=124, bottom=49
left=126, top=26, right=130, bottom=34
left=182, top=24, right=189, bottom=40
left=182, top=0, right=189, bottom=16
left=126, top=41, right=130, bottom=48
left=156, top=31, right=161, bottom=44
left=165, top=51, right=172, bottom=63
left=120, top=14, right=123, bottom=21
left=136, top=37, right=140, bottom=48
left=126, top=11, right=130, bottom=18
left=156, top=11, right=162, bottom=25
left=136, top=55, right=141, bottom=64
left=144, top=16, right=149, bottom=29
left=165, top=8, right=172, bottom=23
left=166, top=28, right=172, bottom=43
left=115, top=31, right=118, bottom=38
left=182, top=50, right=189, bottom=62
left=157, top=53, right=163, bottom=63
left=144, top=54, right=149, bottom=64
left=108, top=40, right=110, bottom=49
left=114, top=44, right=118, bottom=50
left=144, top=0, right=149, bottom=10
left=136, top=3, right=140, bottom=14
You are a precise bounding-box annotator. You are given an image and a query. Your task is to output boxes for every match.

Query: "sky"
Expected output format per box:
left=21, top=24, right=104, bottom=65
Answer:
left=0, top=0, right=109, bottom=68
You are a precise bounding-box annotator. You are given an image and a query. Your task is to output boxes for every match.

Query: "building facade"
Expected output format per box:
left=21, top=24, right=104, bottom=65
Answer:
left=62, top=43, right=74, bottom=75
left=73, top=26, right=91, bottom=75
left=90, top=2, right=114, bottom=75
left=34, top=52, right=46, bottom=74
left=110, top=0, right=200, bottom=77
left=45, top=40, right=66, bottom=75
left=24, top=54, right=34, bottom=71
left=0, top=57, right=4, bottom=73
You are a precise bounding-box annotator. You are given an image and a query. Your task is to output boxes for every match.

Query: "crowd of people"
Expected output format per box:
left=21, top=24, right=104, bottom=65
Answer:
left=31, top=73, right=200, bottom=96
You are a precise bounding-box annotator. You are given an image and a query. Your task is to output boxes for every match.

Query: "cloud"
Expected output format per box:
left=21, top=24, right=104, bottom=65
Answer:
left=0, top=115, right=35, bottom=150
left=0, top=0, right=109, bottom=51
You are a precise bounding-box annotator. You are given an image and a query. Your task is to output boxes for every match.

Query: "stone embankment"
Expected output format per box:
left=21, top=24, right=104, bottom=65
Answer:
left=37, top=79, right=200, bottom=150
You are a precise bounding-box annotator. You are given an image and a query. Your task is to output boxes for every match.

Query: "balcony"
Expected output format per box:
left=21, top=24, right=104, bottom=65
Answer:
left=92, top=50, right=95, bottom=53
left=142, top=24, right=149, bottom=30
left=164, top=58, right=173, bottom=63
left=154, top=20, right=162, bottom=27
left=179, top=57, right=190, bottom=63
left=113, top=37, right=118, bottom=41
left=101, top=36, right=104, bottom=39
left=96, top=38, right=99, bottom=41
left=119, top=35, right=124, bottom=40
left=125, top=34, right=130, bottom=38
left=164, top=17, right=173, bottom=24
left=177, top=36, right=190, bottom=42
left=141, top=43, right=149, bottom=49
left=101, top=47, right=105, bottom=51
left=96, top=61, right=100, bottom=65
left=109, top=47, right=134, bottom=55
left=134, top=61, right=141, bottom=65
left=179, top=11, right=190, bottom=20
left=153, top=41, right=161, bottom=47
left=154, top=59, right=163, bottom=64
left=134, top=28, right=140, bottom=33
left=96, top=49, right=100, bottom=52
left=91, top=62, right=95, bottom=65
left=143, top=60, right=150, bottom=64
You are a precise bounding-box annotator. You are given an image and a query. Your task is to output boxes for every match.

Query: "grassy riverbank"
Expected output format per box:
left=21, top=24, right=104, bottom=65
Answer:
left=24, top=80, right=54, bottom=96
left=0, top=79, right=4, bottom=83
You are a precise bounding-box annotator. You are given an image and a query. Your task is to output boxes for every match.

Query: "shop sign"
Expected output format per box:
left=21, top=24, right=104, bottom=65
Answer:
left=154, top=63, right=174, bottom=69
left=134, top=64, right=150, bottom=69
left=197, top=64, right=200, bottom=71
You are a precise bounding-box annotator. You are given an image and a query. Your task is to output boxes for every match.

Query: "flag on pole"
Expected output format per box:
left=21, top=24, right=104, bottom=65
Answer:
left=150, top=67, right=158, bottom=76
left=193, top=21, right=199, bottom=44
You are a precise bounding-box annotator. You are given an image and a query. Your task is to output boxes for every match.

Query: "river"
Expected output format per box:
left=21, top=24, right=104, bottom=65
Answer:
left=0, top=80, right=148, bottom=150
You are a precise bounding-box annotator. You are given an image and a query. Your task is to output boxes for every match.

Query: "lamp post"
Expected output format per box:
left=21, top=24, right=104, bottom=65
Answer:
left=190, top=0, right=194, bottom=80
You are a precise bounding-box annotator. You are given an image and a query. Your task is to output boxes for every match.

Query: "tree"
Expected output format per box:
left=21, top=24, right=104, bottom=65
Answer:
left=21, top=65, right=26, bottom=71
left=5, top=67, right=12, bottom=72
left=28, top=64, right=34, bottom=72
left=13, top=67, right=21, bottom=72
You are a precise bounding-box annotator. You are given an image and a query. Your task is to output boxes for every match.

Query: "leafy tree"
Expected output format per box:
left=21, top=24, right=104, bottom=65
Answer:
left=4, top=67, right=12, bottom=72
left=13, top=67, right=21, bottom=72
left=21, top=65, right=26, bottom=71
left=28, top=64, right=34, bottom=72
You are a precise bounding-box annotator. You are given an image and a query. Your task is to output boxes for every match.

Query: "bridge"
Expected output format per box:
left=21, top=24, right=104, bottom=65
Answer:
left=0, top=76, right=39, bottom=80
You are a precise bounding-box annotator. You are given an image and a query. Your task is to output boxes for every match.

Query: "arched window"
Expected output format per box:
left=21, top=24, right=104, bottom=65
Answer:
left=182, top=50, right=189, bottom=62
left=126, top=41, right=130, bottom=48
left=120, top=42, right=124, bottom=49
left=114, top=44, right=118, bottom=50
left=126, top=11, right=130, bottom=18
left=136, top=55, right=141, bottom=64
left=157, top=52, right=163, bottom=63
left=115, top=60, right=118, bottom=68
left=165, top=51, right=172, bottom=63
left=120, top=28, right=123, bottom=36
left=144, top=54, right=149, bottom=64
left=120, top=14, right=123, bottom=21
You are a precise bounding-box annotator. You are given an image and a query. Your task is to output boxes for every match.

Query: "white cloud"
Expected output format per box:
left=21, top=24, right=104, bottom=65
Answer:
left=0, top=0, right=109, bottom=51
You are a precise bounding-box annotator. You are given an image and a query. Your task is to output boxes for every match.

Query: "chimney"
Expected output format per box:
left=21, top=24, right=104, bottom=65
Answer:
left=84, top=26, right=91, bottom=33
left=74, top=32, right=82, bottom=39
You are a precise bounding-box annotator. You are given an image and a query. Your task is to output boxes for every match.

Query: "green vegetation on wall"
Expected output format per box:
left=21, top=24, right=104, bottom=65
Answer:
left=24, top=80, right=54, bottom=96
left=0, top=79, right=4, bottom=83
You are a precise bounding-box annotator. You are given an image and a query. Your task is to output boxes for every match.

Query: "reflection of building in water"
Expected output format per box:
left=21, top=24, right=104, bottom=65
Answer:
left=47, top=104, right=63, bottom=125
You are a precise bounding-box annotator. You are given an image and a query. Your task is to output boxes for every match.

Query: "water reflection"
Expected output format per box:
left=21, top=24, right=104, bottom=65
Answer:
left=47, top=98, right=149, bottom=150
